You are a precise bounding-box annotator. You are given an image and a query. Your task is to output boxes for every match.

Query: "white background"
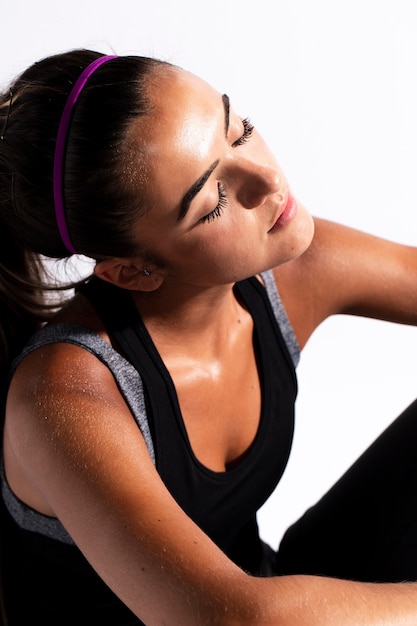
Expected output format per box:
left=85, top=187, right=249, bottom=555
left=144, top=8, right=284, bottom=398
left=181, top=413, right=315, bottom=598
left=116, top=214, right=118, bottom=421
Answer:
left=2, top=0, right=417, bottom=549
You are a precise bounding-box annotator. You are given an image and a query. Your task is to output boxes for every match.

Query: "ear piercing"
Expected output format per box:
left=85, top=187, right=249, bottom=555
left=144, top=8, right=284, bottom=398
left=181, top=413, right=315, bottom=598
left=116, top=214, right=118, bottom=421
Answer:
left=143, top=269, right=151, bottom=276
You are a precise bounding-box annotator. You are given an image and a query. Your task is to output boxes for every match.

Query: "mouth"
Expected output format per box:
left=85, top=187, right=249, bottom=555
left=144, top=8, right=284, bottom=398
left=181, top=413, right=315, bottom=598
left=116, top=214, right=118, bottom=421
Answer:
left=268, top=193, right=297, bottom=233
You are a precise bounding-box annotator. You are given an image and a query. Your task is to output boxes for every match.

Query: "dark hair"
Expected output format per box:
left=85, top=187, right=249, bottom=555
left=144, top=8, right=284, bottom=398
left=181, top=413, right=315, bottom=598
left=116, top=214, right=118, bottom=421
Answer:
left=0, top=48, right=168, bottom=376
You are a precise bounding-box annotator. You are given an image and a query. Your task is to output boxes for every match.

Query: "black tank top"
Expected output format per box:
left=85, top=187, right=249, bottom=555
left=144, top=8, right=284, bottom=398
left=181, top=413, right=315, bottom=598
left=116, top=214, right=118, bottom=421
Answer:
left=83, top=275, right=297, bottom=574
left=2, top=275, right=297, bottom=625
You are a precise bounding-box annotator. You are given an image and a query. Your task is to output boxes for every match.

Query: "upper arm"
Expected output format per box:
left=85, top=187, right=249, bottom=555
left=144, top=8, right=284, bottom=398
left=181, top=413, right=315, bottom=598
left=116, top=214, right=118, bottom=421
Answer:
left=4, top=342, right=253, bottom=624
left=273, top=217, right=417, bottom=349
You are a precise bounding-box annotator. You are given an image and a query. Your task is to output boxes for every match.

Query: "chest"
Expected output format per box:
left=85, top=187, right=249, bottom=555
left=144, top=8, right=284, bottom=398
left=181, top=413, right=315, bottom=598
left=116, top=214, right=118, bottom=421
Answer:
left=165, top=329, right=262, bottom=473
left=142, top=296, right=297, bottom=555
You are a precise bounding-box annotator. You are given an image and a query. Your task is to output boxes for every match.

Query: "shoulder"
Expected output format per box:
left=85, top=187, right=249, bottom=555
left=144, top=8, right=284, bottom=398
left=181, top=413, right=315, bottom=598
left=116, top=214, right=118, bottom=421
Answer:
left=5, top=286, right=140, bottom=461
left=8, top=286, right=123, bottom=400
left=6, top=328, right=131, bottom=468
left=272, top=217, right=417, bottom=348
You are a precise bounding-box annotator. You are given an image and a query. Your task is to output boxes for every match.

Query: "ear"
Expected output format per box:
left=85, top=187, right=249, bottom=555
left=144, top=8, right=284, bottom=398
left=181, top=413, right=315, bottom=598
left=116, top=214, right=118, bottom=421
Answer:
left=93, top=258, right=164, bottom=292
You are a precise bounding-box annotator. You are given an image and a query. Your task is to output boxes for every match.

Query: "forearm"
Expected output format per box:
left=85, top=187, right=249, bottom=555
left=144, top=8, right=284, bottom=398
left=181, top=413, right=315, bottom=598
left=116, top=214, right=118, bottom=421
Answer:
left=245, top=574, right=417, bottom=626
left=165, top=569, right=417, bottom=625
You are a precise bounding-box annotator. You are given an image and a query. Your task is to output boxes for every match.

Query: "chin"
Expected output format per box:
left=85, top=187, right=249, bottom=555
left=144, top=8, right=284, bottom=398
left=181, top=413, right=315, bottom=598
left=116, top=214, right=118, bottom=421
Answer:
left=275, top=202, right=315, bottom=266
left=294, top=202, right=315, bottom=255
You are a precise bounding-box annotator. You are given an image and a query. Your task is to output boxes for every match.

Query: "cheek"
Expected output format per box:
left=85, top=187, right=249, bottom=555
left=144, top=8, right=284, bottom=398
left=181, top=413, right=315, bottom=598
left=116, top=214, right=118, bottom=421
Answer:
left=182, top=231, right=229, bottom=263
left=189, top=212, right=261, bottom=263
left=193, top=228, right=262, bottom=279
left=172, top=229, right=239, bottom=281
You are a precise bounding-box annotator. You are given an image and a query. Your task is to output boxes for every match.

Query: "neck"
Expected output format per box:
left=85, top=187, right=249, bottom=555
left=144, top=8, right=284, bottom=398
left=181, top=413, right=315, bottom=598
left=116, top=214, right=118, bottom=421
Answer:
left=131, top=280, right=249, bottom=355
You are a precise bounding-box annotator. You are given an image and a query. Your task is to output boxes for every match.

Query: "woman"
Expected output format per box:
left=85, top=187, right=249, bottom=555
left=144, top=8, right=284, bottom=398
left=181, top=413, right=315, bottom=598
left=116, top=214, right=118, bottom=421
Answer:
left=1, top=49, right=417, bottom=624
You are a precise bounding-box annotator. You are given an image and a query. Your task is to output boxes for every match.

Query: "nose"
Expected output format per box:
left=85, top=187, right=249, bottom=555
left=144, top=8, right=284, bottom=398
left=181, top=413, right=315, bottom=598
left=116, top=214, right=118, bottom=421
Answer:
left=229, top=155, right=281, bottom=209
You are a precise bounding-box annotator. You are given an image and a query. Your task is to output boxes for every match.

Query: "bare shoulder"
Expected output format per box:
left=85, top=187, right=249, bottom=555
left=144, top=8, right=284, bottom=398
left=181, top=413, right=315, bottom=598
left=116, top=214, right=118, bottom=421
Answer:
left=8, top=286, right=122, bottom=413
left=4, top=282, right=151, bottom=515
left=3, top=325, right=138, bottom=502
left=8, top=333, right=120, bottom=408
left=273, top=217, right=417, bottom=348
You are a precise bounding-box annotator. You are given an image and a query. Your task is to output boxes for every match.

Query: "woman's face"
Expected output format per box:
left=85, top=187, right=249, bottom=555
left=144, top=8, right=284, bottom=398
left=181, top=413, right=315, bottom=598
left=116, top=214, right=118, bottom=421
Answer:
left=127, top=67, right=314, bottom=288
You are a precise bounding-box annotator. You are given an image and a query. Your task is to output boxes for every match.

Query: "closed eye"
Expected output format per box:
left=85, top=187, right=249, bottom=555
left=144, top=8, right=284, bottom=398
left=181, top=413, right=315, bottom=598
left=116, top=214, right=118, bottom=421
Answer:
left=232, top=118, right=254, bottom=147
left=200, top=183, right=228, bottom=224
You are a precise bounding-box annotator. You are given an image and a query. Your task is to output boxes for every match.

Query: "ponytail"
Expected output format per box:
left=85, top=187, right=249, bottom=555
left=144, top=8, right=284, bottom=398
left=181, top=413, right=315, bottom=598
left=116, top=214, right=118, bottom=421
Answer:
left=0, top=48, right=168, bottom=377
left=0, top=230, right=58, bottom=379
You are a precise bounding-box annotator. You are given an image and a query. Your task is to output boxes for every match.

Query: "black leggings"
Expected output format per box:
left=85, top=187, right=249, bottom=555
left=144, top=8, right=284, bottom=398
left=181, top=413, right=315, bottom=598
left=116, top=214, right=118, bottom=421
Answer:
left=275, top=398, right=417, bottom=583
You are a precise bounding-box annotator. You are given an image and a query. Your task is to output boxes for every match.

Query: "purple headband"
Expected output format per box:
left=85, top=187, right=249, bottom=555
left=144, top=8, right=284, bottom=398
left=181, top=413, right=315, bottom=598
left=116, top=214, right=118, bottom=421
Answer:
left=53, top=55, right=118, bottom=254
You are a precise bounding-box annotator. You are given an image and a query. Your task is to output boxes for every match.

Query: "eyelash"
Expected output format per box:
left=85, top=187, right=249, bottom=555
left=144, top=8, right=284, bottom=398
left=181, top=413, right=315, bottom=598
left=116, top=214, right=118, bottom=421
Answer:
left=200, top=183, right=228, bottom=224
left=200, top=117, right=254, bottom=224
left=232, top=117, right=254, bottom=147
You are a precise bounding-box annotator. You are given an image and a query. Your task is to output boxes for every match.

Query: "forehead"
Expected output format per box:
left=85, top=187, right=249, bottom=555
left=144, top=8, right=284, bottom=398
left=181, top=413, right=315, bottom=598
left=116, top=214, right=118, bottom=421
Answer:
left=146, top=67, right=221, bottom=145
left=125, top=67, right=223, bottom=206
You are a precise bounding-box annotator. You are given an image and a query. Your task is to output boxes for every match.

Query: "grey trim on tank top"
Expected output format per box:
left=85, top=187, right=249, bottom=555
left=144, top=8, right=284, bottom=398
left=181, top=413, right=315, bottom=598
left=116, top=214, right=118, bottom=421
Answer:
left=1, top=270, right=299, bottom=544
left=2, top=324, right=153, bottom=545
left=260, top=270, right=300, bottom=367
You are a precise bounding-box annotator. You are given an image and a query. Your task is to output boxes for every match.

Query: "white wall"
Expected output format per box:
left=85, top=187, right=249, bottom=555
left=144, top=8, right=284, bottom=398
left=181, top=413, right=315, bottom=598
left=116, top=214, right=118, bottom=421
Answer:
left=2, top=0, right=417, bottom=549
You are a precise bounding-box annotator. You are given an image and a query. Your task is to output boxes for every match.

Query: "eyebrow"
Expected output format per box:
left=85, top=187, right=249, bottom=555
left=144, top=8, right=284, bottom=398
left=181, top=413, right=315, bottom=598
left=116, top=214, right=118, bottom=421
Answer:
left=222, top=93, right=230, bottom=137
left=177, top=93, right=230, bottom=222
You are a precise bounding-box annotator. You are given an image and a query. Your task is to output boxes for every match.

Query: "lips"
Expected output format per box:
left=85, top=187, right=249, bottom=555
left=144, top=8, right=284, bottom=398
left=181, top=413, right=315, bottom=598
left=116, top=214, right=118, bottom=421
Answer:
left=268, top=193, right=297, bottom=232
